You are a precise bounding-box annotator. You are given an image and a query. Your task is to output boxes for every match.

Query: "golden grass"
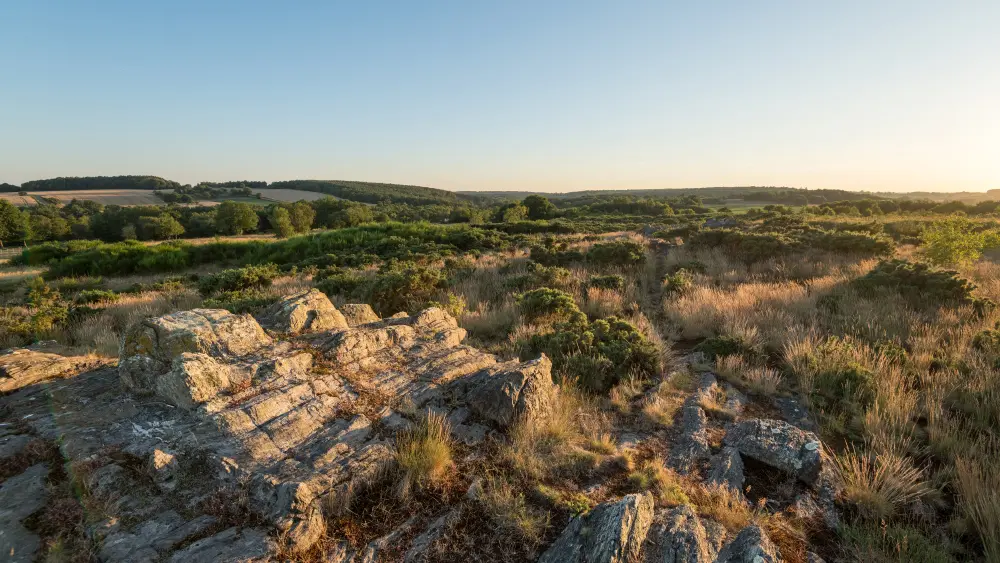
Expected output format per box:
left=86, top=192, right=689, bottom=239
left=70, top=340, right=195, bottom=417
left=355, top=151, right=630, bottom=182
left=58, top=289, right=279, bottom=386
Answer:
left=834, top=448, right=932, bottom=521
left=394, top=412, right=454, bottom=500
left=627, top=458, right=689, bottom=506
left=957, top=458, right=1000, bottom=563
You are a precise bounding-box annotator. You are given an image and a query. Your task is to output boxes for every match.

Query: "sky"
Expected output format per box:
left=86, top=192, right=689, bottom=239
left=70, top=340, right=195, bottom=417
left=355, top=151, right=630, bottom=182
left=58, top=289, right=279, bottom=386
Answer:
left=1, top=1, right=998, bottom=193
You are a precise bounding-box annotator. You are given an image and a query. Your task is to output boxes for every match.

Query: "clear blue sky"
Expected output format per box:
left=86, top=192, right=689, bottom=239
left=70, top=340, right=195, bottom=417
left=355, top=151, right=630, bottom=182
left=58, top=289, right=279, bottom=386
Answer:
left=2, top=1, right=997, bottom=192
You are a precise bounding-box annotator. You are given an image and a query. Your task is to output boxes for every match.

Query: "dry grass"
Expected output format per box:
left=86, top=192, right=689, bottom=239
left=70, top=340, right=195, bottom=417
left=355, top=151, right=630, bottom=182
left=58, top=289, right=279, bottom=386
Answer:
left=627, top=458, right=689, bottom=506
left=581, top=287, right=624, bottom=319
left=834, top=448, right=932, bottom=521
left=641, top=378, right=688, bottom=427
left=956, top=458, right=1000, bottom=563
left=714, top=355, right=782, bottom=396
left=394, top=412, right=454, bottom=500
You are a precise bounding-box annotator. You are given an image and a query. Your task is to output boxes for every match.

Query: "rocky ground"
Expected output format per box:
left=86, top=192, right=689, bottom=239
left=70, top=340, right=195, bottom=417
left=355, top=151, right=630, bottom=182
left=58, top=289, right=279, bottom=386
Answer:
left=0, top=288, right=841, bottom=562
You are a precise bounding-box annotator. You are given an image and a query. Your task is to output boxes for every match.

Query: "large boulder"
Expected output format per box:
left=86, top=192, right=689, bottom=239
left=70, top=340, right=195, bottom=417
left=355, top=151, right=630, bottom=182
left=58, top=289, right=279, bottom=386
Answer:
left=339, top=304, right=380, bottom=326
left=714, top=525, right=780, bottom=563
left=724, top=418, right=825, bottom=485
left=655, top=505, right=726, bottom=563
left=257, top=289, right=348, bottom=334
left=0, top=349, right=102, bottom=393
left=539, top=493, right=655, bottom=563
left=464, top=355, right=554, bottom=427
left=119, top=309, right=272, bottom=393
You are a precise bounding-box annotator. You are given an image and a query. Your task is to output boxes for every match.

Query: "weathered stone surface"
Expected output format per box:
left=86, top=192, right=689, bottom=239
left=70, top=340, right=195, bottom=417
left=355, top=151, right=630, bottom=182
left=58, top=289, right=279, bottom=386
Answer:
left=464, top=355, right=554, bottom=427
left=0, top=349, right=101, bottom=393
left=668, top=373, right=717, bottom=475
left=539, top=493, right=655, bottom=563
left=157, top=353, right=237, bottom=409
left=120, top=308, right=272, bottom=392
left=405, top=510, right=459, bottom=562
left=150, top=448, right=180, bottom=492
left=714, top=525, right=780, bottom=563
left=652, top=505, right=726, bottom=563
left=0, top=433, right=31, bottom=460
left=0, top=463, right=49, bottom=563
left=724, top=418, right=825, bottom=485
left=99, top=511, right=217, bottom=561
left=258, top=288, right=349, bottom=334
left=707, top=447, right=745, bottom=495
left=339, top=303, right=381, bottom=326
left=166, top=527, right=272, bottom=563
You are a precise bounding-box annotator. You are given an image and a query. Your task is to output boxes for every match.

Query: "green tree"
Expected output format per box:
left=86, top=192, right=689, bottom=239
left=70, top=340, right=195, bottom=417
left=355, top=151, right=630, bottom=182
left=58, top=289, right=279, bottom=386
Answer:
left=269, top=206, right=295, bottom=238
left=493, top=203, right=528, bottom=223
left=0, top=200, right=27, bottom=246
left=522, top=195, right=557, bottom=220
left=290, top=201, right=316, bottom=233
left=139, top=213, right=185, bottom=240
left=922, top=216, right=999, bottom=267
left=215, top=201, right=259, bottom=235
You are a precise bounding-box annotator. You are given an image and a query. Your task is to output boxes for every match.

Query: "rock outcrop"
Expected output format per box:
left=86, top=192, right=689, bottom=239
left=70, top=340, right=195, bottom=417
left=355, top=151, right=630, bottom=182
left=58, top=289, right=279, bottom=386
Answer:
left=539, top=493, right=655, bottom=563
left=258, top=288, right=349, bottom=334
left=0, top=348, right=105, bottom=393
left=723, top=418, right=825, bottom=485
left=0, top=463, right=49, bottom=562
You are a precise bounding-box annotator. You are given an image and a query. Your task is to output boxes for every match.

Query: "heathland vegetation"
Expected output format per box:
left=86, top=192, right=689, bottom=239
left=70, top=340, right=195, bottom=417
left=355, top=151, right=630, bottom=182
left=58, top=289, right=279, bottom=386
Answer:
left=3, top=178, right=1000, bottom=561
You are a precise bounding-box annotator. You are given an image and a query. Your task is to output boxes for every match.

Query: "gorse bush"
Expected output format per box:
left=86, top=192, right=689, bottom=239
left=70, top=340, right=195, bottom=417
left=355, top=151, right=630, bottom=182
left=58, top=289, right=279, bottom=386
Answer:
left=851, top=259, right=995, bottom=314
left=517, top=288, right=584, bottom=324
left=688, top=230, right=797, bottom=264
left=529, top=245, right=584, bottom=267
left=74, top=289, right=119, bottom=305
left=521, top=315, right=660, bottom=393
left=506, top=261, right=572, bottom=291
left=587, top=274, right=625, bottom=291
left=198, top=264, right=279, bottom=296
left=586, top=240, right=646, bottom=268
left=662, top=269, right=693, bottom=296
left=369, top=261, right=447, bottom=315
left=202, top=289, right=278, bottom=314
left=921, top=216, right=1000, bottom=267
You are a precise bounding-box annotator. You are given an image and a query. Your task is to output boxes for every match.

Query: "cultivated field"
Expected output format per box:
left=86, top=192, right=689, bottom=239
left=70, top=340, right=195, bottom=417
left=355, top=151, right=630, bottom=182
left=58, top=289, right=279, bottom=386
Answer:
left=17, top=189, right=165, bottom=206
left=0, top=193, right=38, bottom=206
left=253, top=188, right=344, bottom=202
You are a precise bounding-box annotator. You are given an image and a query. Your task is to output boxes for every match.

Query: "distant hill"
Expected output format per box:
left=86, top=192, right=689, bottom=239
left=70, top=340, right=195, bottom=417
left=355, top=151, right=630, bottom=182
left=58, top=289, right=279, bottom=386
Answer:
left=15, top=175, right=181, bottom=192
left=268, top=180, right=489, bottom=206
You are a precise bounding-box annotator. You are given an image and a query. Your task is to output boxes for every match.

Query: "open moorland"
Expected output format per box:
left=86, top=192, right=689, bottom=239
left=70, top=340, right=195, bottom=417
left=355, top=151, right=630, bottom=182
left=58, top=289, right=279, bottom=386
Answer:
left=2, top=180, right=1000, bottom=562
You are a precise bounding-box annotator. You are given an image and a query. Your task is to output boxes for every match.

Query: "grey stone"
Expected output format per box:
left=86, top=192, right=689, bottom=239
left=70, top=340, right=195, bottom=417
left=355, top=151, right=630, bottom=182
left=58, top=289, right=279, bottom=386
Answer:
left=724, top=418, right=825, bottom=485
left=405, top=510, right=459, bottom=562
left=539, top=493, right=655, bottom=563
left=258, top=288, right=348, bottom=334
left=715, top=525, right=780, bottom=563
left=0, top=464, right=49, bottom=563
left=707, top=447, right=745, bottom=495
left=464, top=355, right=554, bottom=427
left=0, top=434, right=31, bottom=461
left=166, top=527, right=272, bottom=563
left=339, top=303, right=381, bottom=326
left=0, top=349, right=102, bottom=393
left=655, top=505, right=726, bottom=563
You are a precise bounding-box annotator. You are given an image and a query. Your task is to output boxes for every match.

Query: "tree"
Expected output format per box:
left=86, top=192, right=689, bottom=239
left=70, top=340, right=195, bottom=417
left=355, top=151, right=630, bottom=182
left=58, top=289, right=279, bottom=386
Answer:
left=922, top=216, right=999, bottom=267
left=0, top=200, right=27, bottom=246
left=139, top=213, right=185, bottom=240
left=215, top=201, right=259, bottom=235
left=522, top=195, right=556, bottom=220
left=290, top=201, right=315, bottom=233
left=493, top=203, right=528, bottom=223
left=269, top=206, right=295, bottom=238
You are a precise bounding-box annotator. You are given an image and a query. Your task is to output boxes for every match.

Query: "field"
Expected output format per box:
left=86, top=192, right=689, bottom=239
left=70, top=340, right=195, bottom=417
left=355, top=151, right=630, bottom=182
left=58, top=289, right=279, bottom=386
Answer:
left=0, top=193, right=38, bottom=206
left=14, top=189, right=165, bottom=206
left=253, top=188, right=344, bottom=202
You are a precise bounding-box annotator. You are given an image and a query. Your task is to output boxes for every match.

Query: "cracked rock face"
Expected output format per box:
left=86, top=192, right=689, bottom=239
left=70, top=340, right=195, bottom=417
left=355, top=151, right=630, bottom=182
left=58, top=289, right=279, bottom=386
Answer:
left=723, top=418, right=825, bottom=485
left=2, top=295, right=558, bottom=561
left=539, top=493, right=655, bottom=563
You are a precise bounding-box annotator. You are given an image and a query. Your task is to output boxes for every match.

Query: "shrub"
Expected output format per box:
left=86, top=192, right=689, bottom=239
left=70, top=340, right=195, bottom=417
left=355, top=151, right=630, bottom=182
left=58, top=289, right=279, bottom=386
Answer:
left=517, top=287, right=584, bottom=324
left=368, top=262, right=448, bottom=315
left=922, top=216, right=999, bottom=267
left=198, top=263, right=279, bottom=296
left=522, top=316, right=660, bottom=393
left=586, top=240, right=646, bottom=268
left=588, top=274, right=625, bottom=291
left=529, top=245, right=584, bottom=267
left=394, top=413, right=453, bottom=499
left=851, top=259, right=995, bottom=314
left=688, top=230, right=797, bottom=264
left=202, top=289, right=278, bottom=314
left=74, top=289, right=119, bottom=305
left=694, top=335, right=760, bottom=361
left=428, top=292, right=467, bottom=319
left=315, top=268, right=368, bottom=298
left=662, top=269, right=693, bottom=296
left=507, top=261, right=572, bottom=291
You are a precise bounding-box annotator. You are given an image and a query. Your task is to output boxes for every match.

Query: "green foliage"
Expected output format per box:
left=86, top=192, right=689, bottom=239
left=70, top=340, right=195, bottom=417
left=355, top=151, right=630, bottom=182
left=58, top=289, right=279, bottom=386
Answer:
left=494, top=203, right=529, bottom=223
left=529, top=245, right=585, bottom=267
left=214, top=201, right=259, bottom=235
left=315, top=268, right=368, bottom=298
left=269, top=179, right=475, bottom=206
left=522, top=195, right=557, bottom=220
left=368, top=262, right=447, bottom=315
left=689, top=229, right=797, bottom=263
left=202, top=289, right=278, bottom=314
left=138, top=213, right=185, bottom=240
left=851, top=259, right=995, bottom=314
left=26, top=278, right=68, bottom=335
left=289, top=201, right=315, bottom=233
left=0, top=200, right=27, bottom=244
left=587, top=274, right=625, bottom=291
left=586, top=240, right=646, bottom=268
left=268, top=206, right=295, bottom=238
left=517, top=288, right=584, bottom=323
left=694, top=335, right=760, bottom=361
left=921, top=216, right=999, bottom=267
left=198, top=264, right=279, bottom=296
left=662, top=269, right=693, bottom=296
left=507, top=261, right=572, bottom=291
left=74, top=289, right=119, bottom=305
left=20, top=175, right=180, bottom=191
left=522, top=316, right=660, bottom=393
left=428, top=293, right=468, bottom=319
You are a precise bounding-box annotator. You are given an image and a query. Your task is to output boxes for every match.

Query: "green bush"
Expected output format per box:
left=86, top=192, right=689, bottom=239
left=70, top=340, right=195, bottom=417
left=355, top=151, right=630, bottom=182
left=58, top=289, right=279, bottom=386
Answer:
left=529, top=245, right=585, bottom=267
left=851, top=259, right=995, bottom=315
left=688, top=230, right=797, bottom=264
left=694, top=335, right=761, bottom=362
left=202, top=289, right=278, bottom=314
left=507, top=261, right=572, bottom=291
left=315, top=268, right=368, bottom=298
left=198, top=264, right=279, bottom=296
left=368, top=262, right=447, bottom=315
left=587, top=274, right=625, bottom=291
left=586, top=240, right=646, bottom=268
left=921, top=216, right=999, bottom=267
left=662, top=269, right=693, bottom=296
left=74, top=289, right=119, bottom=305
left=521, top=316, right=660, bottom=393
left=517, top=288, right=584, bottom=324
